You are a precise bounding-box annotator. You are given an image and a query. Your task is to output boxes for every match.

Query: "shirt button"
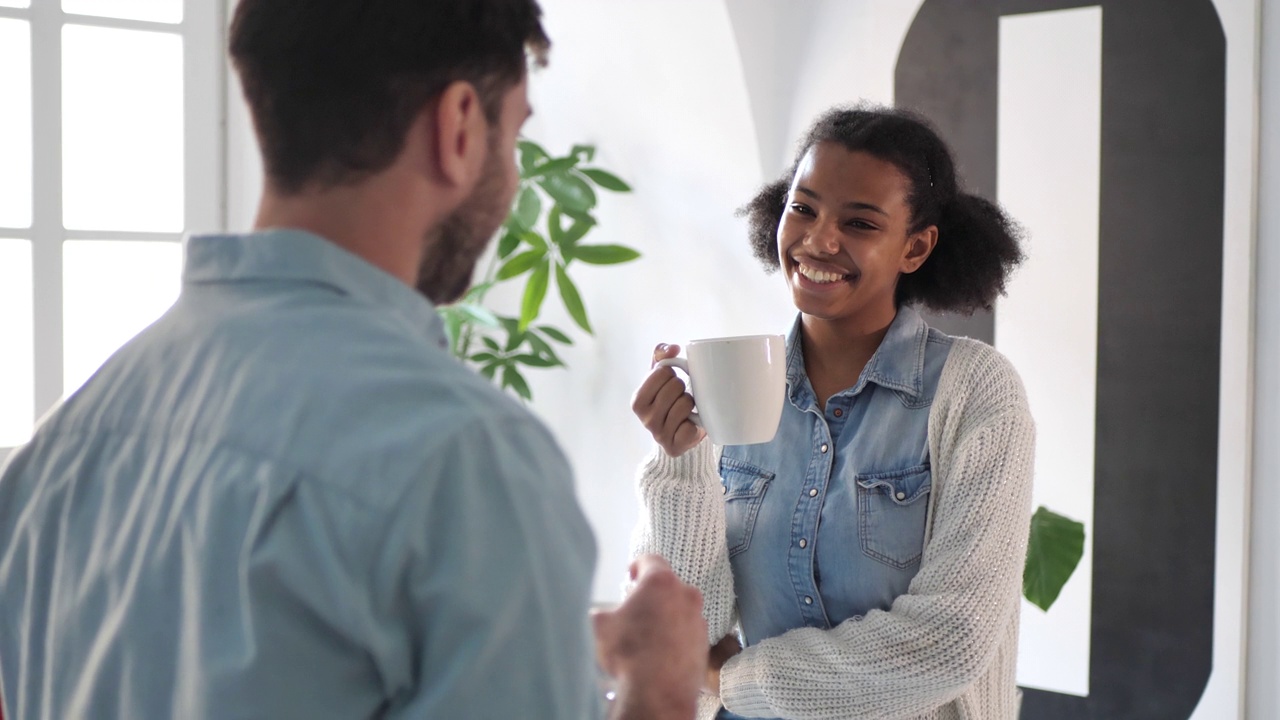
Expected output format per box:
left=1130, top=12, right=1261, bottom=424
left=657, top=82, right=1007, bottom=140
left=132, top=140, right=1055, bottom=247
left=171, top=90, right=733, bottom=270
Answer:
left=895, top=491, right=907, bottom=501
left=833, top=408, right=843, bottom=417
left=799, top=538, right=808, bottom=549
left=809, top=488, right=818, bottom=497
left=804, top=596, right=814, bottom=605
left=820, top=443, right=829, bottom=453
left=722, top=485, right=727, bottom=494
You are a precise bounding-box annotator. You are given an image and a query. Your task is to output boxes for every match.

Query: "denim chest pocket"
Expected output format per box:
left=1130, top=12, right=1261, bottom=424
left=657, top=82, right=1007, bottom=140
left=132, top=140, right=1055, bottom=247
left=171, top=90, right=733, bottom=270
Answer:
left=855, top=464, right=932, bottom=569
left=719, top=457, right=774, bottom=558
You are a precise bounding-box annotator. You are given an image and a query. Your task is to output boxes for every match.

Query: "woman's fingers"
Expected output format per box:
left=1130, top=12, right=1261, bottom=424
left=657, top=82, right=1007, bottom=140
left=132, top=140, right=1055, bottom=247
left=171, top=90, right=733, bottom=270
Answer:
left=632, top=342, right=703, bottom=456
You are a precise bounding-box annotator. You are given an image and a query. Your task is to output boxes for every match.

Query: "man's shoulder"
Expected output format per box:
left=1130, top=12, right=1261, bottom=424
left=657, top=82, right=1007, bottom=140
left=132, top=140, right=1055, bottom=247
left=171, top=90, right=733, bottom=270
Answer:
left=56, top=298, right=557, bottom=507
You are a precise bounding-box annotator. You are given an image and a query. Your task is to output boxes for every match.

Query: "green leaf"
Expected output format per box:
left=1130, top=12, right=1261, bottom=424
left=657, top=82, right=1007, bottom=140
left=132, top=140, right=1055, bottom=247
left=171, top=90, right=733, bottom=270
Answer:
left=555, top=264, right=592, bottom=334
left=512, top=353, right=558, bottom=368
left=525, top=332, right=565, bottom=366
left=519, top=261, right=551, bottom=331
left=569, top=243, right=640, bottom=266
left=562, top=215, right=597, bottom=249
left=522, top=230, right=549, bottom=251
left=497, top=230, right=521, bottom=259
left=496, top=249, right=545, bottom=280
left=481, top=337, right=502, bottom=352
left=439, top=309, right=462, bottom=356
left=454, top=303, right=500, bottom=328
left=570, top=144, right=596, bottom=162
left=468, top=351, right=500, bottom=364
left=1023, top=505, right=1086, bottom=612
left=511, top=186, right=542, bottom=231
left=525, top=156, right=579, bottom=179
left=580, top=167, right=632, bottom=192
left=462, top=281, right=493, bottom=302
left=518, top=139, right=549, bottom=174
left=480, top=361, right=500, bottom=381
left=546, top=206, right=566, bottom=249
left=503, top=364, right=533, bottom=401
left=538, top=172, right=597, bottom=214
left=498, top=316, right=525, bottom=352
left=537, top=325, right=574, bottom=345
left=547, top=208, right=596, bottom=252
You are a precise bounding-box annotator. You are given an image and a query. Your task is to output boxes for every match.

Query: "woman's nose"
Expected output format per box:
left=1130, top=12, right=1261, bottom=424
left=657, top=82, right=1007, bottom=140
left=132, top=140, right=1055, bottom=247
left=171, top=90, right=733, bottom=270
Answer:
left=804, top=220, right=841, bottom=255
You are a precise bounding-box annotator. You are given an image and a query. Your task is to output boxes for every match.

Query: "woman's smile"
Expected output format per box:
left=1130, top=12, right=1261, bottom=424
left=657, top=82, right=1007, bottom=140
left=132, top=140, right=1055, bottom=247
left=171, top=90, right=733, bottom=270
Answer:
left=792, top=258, right=857, bottom=289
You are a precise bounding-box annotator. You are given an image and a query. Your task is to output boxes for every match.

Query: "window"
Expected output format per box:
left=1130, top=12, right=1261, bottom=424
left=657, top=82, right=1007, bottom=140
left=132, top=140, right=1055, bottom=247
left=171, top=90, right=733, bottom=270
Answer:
left=0, top=0, right=222, bottom=456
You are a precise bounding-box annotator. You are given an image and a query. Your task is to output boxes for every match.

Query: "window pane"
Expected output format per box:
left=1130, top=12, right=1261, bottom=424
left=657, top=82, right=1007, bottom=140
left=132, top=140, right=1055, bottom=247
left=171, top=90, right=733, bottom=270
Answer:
left=63, top=25, right=183, bottom=232
left=63, top=240, right=181, bottom=396
left=62, top=0, right=180, bottom=24
left=0, top=19, right=32, bottom=228
left=0, top=1, right=31, bottom=8
left=0, top=239, right=34, bottom=447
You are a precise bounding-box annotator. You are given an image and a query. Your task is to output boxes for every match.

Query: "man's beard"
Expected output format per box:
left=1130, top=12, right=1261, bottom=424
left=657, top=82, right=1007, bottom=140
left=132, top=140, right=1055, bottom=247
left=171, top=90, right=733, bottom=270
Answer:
left=415, top=143, right=511, bottom=305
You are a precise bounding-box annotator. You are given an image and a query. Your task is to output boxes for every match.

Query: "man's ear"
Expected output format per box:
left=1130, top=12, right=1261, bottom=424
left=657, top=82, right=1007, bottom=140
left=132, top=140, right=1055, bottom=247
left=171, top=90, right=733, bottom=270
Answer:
left=901, top=225, right=939, bottom=274
left=430, top=80, right=487, bottom=189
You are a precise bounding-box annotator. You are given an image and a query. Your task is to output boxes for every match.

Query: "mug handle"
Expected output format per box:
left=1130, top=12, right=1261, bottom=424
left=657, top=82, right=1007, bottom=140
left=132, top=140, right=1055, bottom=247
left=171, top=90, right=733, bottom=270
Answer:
left=654, top=357, right=703, bottom=428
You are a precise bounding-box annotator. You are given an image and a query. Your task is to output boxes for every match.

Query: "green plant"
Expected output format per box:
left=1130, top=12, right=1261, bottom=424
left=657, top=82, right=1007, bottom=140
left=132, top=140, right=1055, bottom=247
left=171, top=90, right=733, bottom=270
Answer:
left=437, top=139, right=640, bottom=399
left=1024, top=506, right=1085, bottom=611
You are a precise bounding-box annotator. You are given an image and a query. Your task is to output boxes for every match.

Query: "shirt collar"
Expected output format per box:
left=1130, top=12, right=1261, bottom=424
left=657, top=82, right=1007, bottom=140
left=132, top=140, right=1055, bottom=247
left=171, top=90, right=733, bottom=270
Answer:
left=784, top=305, right=929, bottom=401
left=182, top=228, right=448, bottom=349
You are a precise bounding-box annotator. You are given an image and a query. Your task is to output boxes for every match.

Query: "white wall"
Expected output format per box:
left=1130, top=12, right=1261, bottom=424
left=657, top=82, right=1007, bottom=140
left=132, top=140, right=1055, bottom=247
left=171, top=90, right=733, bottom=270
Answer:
left=1248, top=0, right=1280, bottom=716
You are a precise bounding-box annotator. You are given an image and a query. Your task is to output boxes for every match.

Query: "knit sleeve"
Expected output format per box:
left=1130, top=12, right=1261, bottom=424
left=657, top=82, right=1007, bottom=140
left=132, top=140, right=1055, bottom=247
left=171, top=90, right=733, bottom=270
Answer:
left=629, top=439, right=738, bottom=648
left=718, top=340, right=1035, bottom=719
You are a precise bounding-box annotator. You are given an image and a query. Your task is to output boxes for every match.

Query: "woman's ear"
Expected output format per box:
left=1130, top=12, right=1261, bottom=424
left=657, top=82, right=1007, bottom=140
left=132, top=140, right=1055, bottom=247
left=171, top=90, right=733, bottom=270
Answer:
left=428, top=80, right=487, bottom=189
left=901, top=225, right=939, bottom=274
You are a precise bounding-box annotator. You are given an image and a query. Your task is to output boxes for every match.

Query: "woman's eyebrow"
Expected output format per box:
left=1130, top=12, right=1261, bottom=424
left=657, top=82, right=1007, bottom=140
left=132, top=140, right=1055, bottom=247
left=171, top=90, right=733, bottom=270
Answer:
left=796, top=186, right=889, bottom=217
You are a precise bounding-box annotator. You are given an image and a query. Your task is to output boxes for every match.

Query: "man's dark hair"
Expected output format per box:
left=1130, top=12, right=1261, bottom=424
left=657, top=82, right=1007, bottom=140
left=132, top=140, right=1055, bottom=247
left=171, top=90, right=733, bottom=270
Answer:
left=229, top=0, right=550, bottom=193
left=740, top=104, right=1025, bottom=314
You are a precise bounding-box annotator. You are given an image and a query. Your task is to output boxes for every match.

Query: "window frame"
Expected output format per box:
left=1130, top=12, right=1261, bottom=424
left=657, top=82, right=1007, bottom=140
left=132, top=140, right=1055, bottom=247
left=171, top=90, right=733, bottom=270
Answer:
left=0, top=0, right=224, bottom=459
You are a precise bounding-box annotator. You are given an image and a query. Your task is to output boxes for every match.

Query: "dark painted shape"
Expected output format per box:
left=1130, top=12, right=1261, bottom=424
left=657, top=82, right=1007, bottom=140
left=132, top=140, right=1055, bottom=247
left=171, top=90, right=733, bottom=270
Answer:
left=897, top=2, right=1225, bottom=718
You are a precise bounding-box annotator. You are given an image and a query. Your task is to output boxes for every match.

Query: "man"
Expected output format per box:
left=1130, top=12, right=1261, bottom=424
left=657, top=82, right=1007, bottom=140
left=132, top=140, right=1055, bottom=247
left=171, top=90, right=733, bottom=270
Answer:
left=0, top=1, right=707, bottom=718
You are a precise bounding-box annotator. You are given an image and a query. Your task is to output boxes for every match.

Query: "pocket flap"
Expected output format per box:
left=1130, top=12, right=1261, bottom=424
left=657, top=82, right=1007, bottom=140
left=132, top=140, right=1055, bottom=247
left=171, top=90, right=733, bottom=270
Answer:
left=719, top=457, right=774, bottom=500
left=855, top=464, right=931, bottom=506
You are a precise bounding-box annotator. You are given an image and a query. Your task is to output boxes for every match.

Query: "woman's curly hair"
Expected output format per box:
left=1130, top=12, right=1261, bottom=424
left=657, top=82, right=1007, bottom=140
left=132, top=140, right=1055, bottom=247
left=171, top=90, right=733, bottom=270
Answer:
left=740, top=104, right=1025, bottom=314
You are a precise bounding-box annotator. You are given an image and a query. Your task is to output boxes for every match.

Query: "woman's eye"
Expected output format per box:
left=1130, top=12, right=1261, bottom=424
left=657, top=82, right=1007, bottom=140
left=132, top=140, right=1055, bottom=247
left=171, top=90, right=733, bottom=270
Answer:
left=847, top=219, right=877, bottom=230
left=788, top=203, right=814, bottom=216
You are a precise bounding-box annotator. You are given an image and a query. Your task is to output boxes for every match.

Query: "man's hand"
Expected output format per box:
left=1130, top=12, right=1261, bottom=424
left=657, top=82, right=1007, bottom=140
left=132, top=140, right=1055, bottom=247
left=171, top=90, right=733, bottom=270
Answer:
left=703, top=633, right=743, bottom=698
left=593, top=555, right=708, bottom=719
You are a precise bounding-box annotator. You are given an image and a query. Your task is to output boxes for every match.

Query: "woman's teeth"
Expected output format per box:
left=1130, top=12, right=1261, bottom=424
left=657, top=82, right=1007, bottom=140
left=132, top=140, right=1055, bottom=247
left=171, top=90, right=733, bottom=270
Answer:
left=797, top=263, right=847, bottom=284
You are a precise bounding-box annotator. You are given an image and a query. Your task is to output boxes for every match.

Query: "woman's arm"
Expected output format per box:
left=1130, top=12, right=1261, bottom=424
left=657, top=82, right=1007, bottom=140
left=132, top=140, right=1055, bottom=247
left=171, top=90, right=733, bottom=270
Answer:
left=630, top=440, right=737, bottom=646
left=717, top=340, right=1035, bottom=719
left=630, top=441, right=738, bottom=720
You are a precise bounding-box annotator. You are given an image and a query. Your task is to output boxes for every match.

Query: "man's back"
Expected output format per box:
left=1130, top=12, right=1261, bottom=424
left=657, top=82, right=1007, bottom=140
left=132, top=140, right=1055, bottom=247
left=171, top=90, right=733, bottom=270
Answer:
left=0, top=230, right=598, bottom=719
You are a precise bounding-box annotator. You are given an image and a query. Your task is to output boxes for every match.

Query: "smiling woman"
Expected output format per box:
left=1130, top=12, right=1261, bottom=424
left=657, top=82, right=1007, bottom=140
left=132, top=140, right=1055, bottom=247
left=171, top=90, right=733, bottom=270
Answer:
left=629, top=104, right=1034, bottom=720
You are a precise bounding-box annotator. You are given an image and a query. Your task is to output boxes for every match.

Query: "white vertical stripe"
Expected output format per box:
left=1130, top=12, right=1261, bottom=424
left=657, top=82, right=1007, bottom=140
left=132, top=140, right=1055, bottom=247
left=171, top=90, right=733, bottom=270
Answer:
left=996, top=6, right=1102, bottom=698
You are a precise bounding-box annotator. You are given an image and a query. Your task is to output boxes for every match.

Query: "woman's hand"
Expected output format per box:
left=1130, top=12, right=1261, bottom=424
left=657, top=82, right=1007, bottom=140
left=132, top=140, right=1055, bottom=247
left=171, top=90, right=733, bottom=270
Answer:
left=631, top=343, right=707, bottom=457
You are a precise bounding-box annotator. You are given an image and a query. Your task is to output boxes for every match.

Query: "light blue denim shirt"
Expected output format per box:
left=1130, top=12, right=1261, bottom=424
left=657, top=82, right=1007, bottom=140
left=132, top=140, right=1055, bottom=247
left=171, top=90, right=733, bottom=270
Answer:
left=0, top=230, right=600, bottom=719
left=719, top=306, right=953, bottom=649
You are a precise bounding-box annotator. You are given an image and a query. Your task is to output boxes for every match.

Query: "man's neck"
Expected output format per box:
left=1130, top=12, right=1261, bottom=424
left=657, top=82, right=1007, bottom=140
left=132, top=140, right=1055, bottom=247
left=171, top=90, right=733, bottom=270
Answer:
left=253, top=175, right=436, bottom=288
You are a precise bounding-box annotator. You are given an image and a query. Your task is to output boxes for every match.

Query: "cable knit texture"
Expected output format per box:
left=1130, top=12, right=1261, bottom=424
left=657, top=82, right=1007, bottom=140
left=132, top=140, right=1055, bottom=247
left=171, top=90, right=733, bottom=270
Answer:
left=631, top=338, right=1035, bottom=720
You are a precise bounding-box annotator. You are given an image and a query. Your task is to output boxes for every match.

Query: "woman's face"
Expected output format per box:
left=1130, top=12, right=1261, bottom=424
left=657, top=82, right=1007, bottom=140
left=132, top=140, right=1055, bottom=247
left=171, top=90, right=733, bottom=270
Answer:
left=776, top=142, right=935, bottom=331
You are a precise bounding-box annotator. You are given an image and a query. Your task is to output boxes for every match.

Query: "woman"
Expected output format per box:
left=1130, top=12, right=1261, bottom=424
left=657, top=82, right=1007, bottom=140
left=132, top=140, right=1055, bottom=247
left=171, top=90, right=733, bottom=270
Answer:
left=630, top=105, right=1034, bottom=720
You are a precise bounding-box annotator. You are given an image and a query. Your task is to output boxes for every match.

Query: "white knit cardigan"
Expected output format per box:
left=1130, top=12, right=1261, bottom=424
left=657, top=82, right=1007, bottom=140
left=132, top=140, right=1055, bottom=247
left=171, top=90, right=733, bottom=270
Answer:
left=631, top=338, right=1036, bottom=720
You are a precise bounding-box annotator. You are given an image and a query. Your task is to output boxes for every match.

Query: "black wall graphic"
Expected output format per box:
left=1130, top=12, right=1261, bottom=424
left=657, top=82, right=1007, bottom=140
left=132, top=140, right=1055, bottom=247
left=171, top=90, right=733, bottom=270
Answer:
left=897, top=1, right=1225, bottom=718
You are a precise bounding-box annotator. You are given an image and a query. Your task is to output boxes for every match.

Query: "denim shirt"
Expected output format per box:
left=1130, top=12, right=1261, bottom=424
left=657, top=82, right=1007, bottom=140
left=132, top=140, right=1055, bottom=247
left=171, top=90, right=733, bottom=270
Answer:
left=719, top=306, right=954, bottom=648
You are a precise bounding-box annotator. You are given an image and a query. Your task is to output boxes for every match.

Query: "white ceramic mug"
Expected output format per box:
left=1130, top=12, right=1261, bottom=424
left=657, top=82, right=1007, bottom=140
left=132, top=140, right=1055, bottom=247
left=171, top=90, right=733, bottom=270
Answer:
left=656, top=334, right=786, bottom=446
